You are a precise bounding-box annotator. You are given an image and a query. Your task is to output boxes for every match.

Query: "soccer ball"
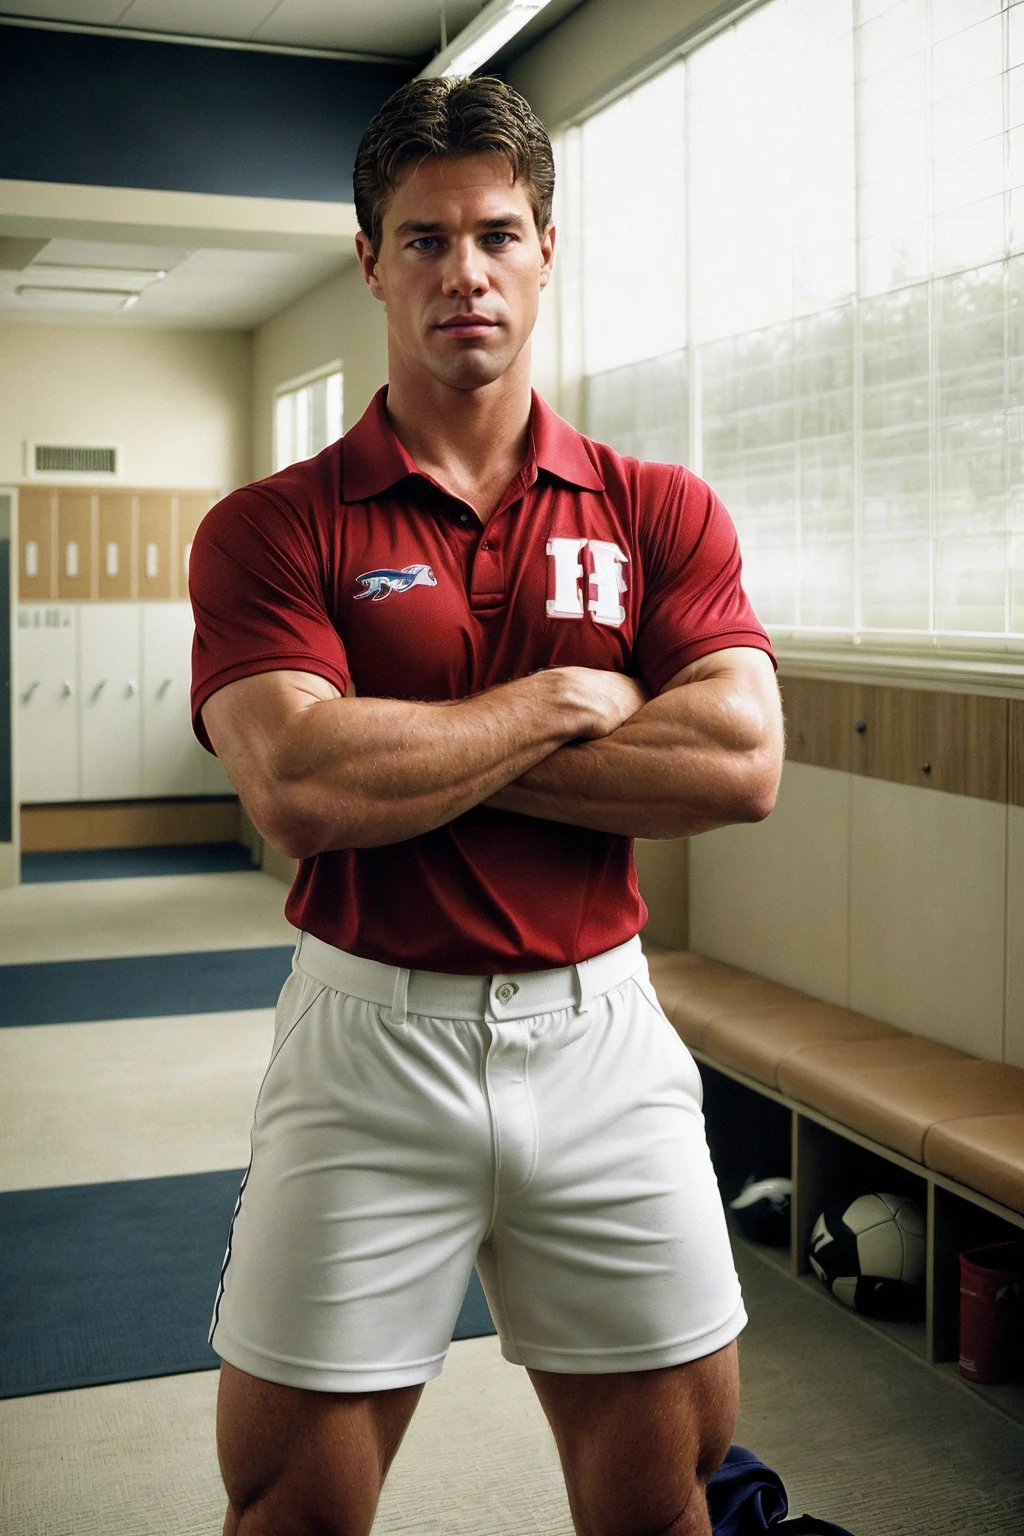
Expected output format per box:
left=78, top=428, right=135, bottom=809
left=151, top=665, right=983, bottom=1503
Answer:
left=808, top=1191, right=926, bottom=1319
left=728, top=1170, right=793, bottom=1247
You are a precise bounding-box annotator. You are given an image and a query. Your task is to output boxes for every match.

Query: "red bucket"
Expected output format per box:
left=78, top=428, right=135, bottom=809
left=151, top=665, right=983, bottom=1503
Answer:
left=959, top=1241, right=1024, bottom=1384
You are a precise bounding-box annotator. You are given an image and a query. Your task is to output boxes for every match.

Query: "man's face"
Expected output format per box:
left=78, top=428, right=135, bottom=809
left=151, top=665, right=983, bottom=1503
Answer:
left=356, top=153, right=555, bottom=393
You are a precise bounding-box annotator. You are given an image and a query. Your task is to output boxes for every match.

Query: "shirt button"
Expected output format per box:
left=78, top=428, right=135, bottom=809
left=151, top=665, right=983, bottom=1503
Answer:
left=495, top=981, right=519, bottom=1004
left=481, top=539, right=491, bottom=550
left=459, top=512, right=470, bottom=524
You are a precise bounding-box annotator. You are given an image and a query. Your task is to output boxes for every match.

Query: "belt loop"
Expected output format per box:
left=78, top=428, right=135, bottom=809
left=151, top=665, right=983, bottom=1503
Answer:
left=385, top=966, right=410, bottom=1028
left=292, top=931, right=304, bottom=971
left=575, top=957, right=595, bottom=1017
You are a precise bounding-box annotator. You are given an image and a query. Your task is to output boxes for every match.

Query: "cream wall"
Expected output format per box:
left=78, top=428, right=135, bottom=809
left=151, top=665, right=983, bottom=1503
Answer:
left=0, top=323, right=252, bottom=494
left=689, top=761, right=1022, bottom=1069
left=251, top=258, right=387, bottom=481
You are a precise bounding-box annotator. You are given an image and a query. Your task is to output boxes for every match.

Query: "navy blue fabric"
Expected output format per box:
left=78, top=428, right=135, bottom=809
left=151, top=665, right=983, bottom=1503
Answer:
left=20, top=842, right=257, bottom=883
left=708, top=1447, right=856, bottom=1536
left=0, top=946, right=294, bottom=1027
left=0, top=1171, right=494, bottom=1399
left=0, top=25, right=410, bottom=200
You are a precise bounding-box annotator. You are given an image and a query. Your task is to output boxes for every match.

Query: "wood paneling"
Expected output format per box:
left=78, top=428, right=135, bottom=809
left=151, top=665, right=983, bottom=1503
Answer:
left=137, top=493, right=173, bottom=601
left=1010, top=701, right=1024, bottom=808
left=779, top=676, right=857, bottom=772
left=175, top=493, right=214, bottom=600
left=851, top=685, right=1007, bottom=803
left=97, top=492, right=135, bottom=601
left=20, top=797, right=240, bottom=851
left=780, top=675, right=1010, bottom=804
left=56, top=491, right=94, bottom=601
left=16, top=488, right=55, bottom=601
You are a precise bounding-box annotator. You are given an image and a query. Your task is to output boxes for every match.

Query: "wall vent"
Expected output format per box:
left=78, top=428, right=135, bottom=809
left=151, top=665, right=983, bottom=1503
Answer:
left=26, top=442, right=122, bottom=481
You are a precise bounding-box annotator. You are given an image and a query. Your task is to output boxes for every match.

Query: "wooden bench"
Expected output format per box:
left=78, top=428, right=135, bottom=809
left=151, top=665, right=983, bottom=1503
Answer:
left=646, top=948, right=1024, bottom=1418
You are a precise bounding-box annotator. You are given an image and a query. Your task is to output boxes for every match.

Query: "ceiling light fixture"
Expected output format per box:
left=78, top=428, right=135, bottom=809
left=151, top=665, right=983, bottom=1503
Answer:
left=14, top=286, right=140, bottom=312
left=419, top=0, right=557, bottom=78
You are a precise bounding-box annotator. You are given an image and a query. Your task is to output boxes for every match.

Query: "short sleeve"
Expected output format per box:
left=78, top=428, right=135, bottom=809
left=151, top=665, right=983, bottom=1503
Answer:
left=632, top=466, right=776, bottom=695
left=189, top=486, right=350, bottom=751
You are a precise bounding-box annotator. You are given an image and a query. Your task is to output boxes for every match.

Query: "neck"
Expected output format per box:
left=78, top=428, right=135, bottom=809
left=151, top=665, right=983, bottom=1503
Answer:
left=383, top=343, right=534, bottom=517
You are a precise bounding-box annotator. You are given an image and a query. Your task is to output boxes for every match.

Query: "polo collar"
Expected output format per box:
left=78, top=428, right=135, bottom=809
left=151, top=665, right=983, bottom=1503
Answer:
left=341, top=386, right=605, bottom=503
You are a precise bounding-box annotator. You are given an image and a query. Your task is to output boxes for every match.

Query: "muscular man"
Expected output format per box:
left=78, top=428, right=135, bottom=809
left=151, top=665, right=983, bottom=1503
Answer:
left=190, top=75, right=783, bottom=1536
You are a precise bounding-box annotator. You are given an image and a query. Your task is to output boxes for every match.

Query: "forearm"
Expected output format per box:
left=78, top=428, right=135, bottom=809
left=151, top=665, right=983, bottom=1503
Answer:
left=488, top=665, right=783, bottom=839
left=208, top=668, right=636, bottom=857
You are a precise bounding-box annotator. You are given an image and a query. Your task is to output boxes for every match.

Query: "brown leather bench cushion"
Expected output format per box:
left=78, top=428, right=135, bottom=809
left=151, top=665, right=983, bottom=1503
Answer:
left=778, top=1040, right=1024, bottom=1162
left=702, top=1002, right=904, bottom=1091
left=924, top=1114, right=1024, bottom=1216
left=644, top=950, right=803, bottom=1052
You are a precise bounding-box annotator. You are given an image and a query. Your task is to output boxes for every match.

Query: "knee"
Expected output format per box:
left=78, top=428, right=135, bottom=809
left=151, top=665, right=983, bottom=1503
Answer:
left=226, top=1486, right=374, bottom=1536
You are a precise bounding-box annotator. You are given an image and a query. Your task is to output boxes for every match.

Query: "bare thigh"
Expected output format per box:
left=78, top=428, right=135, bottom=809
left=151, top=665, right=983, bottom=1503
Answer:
left=217, top=1361, right=423, bottom=1536
left=529, top=1342, right=739, bottom=1536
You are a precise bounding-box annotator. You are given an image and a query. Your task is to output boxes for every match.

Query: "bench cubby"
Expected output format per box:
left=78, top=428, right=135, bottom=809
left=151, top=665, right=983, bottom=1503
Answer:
left=691, top=1047, right=1024, bottom=1423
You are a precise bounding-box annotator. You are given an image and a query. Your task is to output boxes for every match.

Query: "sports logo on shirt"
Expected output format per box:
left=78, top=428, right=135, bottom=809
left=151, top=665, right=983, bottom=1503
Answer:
left=546, top=538, right=628, bottom=628
left=354, top=564, right=438, bottom=601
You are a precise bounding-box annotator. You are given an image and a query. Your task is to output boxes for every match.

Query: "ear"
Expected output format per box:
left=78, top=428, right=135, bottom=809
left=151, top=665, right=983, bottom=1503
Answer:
left=538, top=221, right=556, bottom=291
left=355, top=231, right=385, bottom=301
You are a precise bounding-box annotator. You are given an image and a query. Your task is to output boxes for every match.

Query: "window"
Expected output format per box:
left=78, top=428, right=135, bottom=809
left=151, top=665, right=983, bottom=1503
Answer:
left=559, top=0, right=1024, bottom=658
left=274, top=365, right=343, bottom=472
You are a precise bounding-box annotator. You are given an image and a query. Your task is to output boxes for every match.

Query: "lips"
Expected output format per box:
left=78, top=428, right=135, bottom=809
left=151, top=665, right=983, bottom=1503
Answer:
left=437, top=316, right=499, bottom=334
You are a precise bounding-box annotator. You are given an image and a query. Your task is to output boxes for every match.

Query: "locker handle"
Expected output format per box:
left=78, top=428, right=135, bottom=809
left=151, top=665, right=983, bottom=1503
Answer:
left=21, top=680, right=39, bottom=704
left=126, top=680, right=138, bottom=698
left=157, top=678, right=172, bottom=697
left=92, top=680, right=107, bottom=701
left=61, top=680, right=73, bottom=698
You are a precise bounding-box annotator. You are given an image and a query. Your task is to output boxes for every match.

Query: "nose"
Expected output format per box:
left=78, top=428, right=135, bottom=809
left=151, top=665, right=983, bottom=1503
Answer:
left=441, top=236, right=488, bottom=298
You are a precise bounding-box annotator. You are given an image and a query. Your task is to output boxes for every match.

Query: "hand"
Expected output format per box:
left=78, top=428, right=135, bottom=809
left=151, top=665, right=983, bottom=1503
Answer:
left=554, top=667, right=650, bottom=740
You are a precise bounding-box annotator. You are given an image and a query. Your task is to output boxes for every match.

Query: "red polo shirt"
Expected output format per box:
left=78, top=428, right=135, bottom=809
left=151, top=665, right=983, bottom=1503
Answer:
left=190, top=387, right=773, bottom=973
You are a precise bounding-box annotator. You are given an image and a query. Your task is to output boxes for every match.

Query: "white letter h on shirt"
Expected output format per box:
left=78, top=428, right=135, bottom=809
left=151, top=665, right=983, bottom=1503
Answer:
left=546, top=537, right=628, bottom=628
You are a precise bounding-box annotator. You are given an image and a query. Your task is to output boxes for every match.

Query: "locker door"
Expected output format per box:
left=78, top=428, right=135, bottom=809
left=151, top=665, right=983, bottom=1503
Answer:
left=16, top=605, right=78, bottom=803
left=141, top=603, right=207, bottom=796
left=97, top=492, right=135, bottom=601
left=79, top=604, right=142, bottom=801
left=17, top=489, right=55, bottom=602
left=137, top=494, right=173, bottom=602
left=57, top=491, right=94, bottom=602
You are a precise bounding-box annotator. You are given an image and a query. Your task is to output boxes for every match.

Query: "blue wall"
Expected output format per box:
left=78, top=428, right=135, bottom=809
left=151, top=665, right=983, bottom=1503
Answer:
left=0, top=25, right=412, bottom=202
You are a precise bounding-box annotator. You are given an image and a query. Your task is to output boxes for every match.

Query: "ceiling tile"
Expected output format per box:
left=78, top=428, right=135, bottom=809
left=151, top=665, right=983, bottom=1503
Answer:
left=2, top=3, right=135, bottom=22
left=252, top=0, right=482, bottom=59
left=116, top=0, right=281, bottom=41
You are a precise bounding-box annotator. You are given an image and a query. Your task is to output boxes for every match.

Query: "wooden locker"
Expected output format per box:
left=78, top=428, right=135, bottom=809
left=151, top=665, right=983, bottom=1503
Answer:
left=137, top=493, right=173, bottom=601
left=16, top=605, right=79, bottom=803
left=97, top=492, right=135, bottom=601
left=17, top=488, right=55, bottom=602
left=57, top=491, right=95, bottom=601
left=175, top=492, right=215, bottom=600
left=141, top=603, right=207, bottom=796
left=79, top=604, right=142, bottom=801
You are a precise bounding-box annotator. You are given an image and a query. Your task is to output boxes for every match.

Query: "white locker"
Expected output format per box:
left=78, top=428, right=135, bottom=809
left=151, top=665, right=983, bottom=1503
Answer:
left=16, top=606, right=79, bottom=803
left=79, top=604, right=142, bottom=801
left=142, top=603, right=208, bottom=796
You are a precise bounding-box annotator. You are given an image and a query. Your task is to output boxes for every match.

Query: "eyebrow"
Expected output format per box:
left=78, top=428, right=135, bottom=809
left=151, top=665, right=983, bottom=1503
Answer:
left=393, top=212, right=528, bottom=236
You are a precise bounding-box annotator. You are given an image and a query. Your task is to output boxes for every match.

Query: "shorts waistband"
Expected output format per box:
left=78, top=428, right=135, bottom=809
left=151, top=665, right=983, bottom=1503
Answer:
left=292, top=931, right=644, bottom=1025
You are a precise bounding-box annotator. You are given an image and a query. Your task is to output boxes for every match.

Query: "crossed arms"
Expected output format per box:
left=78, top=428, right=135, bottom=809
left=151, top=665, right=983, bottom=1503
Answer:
left=200, top=648, right=784, bottom=859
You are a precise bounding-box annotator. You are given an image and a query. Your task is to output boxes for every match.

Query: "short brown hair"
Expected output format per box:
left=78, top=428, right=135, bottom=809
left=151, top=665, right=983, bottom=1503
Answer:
left=353, top=76, right=555, bottom=254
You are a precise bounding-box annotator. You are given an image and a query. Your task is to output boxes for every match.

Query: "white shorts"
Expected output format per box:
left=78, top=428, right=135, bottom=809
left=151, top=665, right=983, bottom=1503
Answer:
left=210, top=931, right=746, bottom=1393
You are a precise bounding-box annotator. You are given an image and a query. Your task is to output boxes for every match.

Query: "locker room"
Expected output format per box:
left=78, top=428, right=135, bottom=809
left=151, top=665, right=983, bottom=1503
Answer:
left=1, top=3, right=1023, bottom=1534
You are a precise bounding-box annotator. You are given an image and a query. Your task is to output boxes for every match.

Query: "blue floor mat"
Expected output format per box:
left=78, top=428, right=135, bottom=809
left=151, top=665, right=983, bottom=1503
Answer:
left=21, top=843, right=257, bottom=883
left=0, top=946, right=295, bottom=1027
left=0, top=1172, right=495, bottom=1398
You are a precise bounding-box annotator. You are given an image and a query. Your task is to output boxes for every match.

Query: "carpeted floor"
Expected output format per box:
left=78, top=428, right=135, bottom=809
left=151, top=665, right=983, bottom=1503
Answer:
left=19, top=843, right=258, bottom=883
left=2, top=1240, right=1022, bottom=1535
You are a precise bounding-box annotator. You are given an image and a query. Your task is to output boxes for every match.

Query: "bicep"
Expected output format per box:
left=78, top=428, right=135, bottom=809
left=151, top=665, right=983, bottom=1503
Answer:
left=202, top=669, right=344, bottom=791
left=657, top=647, right=783, bottom=753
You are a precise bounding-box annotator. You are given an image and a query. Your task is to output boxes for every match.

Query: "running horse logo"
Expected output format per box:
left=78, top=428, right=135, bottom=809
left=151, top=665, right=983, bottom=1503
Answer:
left=354, top=564, right=438, bottom=602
